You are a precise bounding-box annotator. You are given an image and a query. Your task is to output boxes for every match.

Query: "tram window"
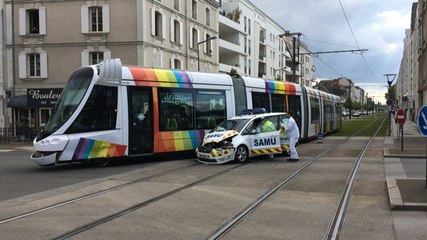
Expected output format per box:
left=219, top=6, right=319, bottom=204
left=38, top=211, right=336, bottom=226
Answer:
left=67, top=85, right=118, bottom=133
left=252, top=92, right=270, bottom=112
left=158, top=88, right=194, bottom=131
left=336, top=103, right=341, bottom=116
left=310, top=97, right=320, bottom=123
left=326, top=103, right=333, bottom=120
left=271, top=94, right=286, bottom=112
left=195, top=90, right=226, bottom=129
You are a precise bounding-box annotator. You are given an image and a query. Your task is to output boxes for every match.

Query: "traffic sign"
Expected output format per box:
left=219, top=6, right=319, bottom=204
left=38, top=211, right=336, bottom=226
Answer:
left=386, top=99, right=393, bottom=106
left=418, top=105, right=427, bottom=137
left=396, top=109, right=406, bottom=126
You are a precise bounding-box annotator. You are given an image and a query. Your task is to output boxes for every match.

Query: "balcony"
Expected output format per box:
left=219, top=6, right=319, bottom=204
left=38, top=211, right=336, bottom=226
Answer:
left=219, top=38, right=244, bottom=55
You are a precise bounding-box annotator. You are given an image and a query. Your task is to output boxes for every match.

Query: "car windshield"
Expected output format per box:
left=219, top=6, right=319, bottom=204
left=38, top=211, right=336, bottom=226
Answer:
left=42, top=67, right=94, bottom=135
left=211, top=118, right=250, bottom=133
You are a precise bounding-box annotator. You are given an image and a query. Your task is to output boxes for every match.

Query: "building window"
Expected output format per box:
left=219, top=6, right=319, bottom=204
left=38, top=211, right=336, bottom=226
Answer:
left=154, top=11, right=162, bottom=37
left=174, top=0, right=180, bottom=11
left=90, top=52, right=104, bottom=65
left=171, top=58, right=182, bottom=69
left=248, top=39, right=251, bottom=55
left=28, top=53, right=41, bottom=77
left=81, top=48, right=111, bottom=66
left=89, top=7, right=103, bottom=32
left=28, top=9, right=40, bottom=34
left=205, top=34, right=213, bottom=54
left=191, top=28, right=198, bottom=49
left=19, top=7, right=46, bottom=35
left=81, top=4, right=110, bottom=33
left=248, top=19, right=251, bottom=35
left=19, top=51, right=47, bottom=79
left=248, top=59, right=251, bottom=75
left=192, top=0, right=197, bottom=19
left=172, top=19, right=181, bottom=44
left=206, top=8, right=210, bottom=26
left=151, top=9, right=165, bottom=38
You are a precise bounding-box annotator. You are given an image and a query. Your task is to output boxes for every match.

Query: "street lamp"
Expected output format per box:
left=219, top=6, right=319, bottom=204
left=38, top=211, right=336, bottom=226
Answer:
left=197, top=36, right=217, bottom=71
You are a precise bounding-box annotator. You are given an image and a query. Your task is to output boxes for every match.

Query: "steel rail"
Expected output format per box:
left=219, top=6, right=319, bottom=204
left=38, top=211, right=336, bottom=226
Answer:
left=206, top=118, right=383, bottom=239
left=0, top=162, right=197, bottom=224
left=324, top=118, right=386, bottom=240
left=52, top=164, right=246, bottom=240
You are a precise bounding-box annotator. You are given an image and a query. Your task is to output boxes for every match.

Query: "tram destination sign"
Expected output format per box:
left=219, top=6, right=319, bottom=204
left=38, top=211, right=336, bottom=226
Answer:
left=27, top=88, right=62, bottom=107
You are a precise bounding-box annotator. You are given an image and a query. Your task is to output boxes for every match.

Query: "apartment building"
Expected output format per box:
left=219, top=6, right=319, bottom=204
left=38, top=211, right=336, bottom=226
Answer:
left=219, top=0, right=284, bottom=80
left=397, top=1, right=421, bottom=122
left=417, top=0, right=427, bottom=109
left=218, top=0, right=314, bottom=84
left=3, top=0, right=219, bottom=129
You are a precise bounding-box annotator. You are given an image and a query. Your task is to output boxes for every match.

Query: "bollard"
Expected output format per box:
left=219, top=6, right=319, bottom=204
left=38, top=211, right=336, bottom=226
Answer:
left=317, top=131, right=324, bottom=144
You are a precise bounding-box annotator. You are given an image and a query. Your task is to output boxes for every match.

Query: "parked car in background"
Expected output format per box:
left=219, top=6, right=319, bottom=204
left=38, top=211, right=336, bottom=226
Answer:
left=352, top=111, right=361, bottom=117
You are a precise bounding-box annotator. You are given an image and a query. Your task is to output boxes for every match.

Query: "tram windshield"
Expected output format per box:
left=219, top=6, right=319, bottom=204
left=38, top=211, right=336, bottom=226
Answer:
left=42, top=67, right=94, bottom=136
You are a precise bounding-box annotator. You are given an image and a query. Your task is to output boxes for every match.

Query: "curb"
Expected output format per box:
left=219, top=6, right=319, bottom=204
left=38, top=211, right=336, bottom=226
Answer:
left=383, top=148, right=426, bottom=159
left=386, top=177, right=427, bottom=211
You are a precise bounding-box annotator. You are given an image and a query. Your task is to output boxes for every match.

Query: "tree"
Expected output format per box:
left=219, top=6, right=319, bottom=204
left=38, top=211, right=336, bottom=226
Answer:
left=228, top=68, right=239, bottom=77
left=385, top=84, right=396, bottom=102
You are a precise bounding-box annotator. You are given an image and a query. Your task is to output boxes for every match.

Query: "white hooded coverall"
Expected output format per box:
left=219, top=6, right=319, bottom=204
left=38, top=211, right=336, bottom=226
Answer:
left=285, top=116, right=300, bottom=159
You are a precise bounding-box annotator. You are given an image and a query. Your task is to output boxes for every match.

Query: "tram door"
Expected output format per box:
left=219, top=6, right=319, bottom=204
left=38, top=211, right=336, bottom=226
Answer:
left=128, top=88, right=153, bottom=155
left=287, top=95, right=302, bottom=130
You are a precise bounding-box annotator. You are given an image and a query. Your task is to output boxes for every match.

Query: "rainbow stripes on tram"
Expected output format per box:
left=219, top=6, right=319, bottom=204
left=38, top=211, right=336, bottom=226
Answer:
left=265, top=80, right=298, bottom=95
left=73, top=138, right=127, bottom=160
left=128, top=67, right=192, bottom=88
left=156, top=130, right=206, bottom=152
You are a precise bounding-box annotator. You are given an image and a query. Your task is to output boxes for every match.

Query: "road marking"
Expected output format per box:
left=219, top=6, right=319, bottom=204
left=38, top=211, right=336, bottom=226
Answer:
left=0, top=150, right=13, bottom=152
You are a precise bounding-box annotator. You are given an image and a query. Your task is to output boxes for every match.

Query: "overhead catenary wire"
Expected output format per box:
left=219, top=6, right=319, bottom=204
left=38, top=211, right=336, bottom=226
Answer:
left=338, top=0, right=378, bottom=82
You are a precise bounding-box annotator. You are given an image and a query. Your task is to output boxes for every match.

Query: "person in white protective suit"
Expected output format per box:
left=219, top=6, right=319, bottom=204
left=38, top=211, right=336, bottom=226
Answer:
left=284, top=111, right=300, bottom=162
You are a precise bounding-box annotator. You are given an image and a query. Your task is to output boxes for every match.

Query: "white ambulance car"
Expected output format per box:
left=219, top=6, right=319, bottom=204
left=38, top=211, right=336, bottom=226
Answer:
left=196, top=109, right=290, bottom=164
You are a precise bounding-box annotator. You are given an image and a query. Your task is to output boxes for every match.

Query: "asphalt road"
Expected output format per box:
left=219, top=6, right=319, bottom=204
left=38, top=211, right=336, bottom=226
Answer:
left=0, top=150, right=194, bottom=202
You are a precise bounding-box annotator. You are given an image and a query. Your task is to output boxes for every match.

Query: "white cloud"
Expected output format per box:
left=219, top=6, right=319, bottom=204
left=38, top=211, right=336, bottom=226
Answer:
left=246, top=0, right=415, bottom=100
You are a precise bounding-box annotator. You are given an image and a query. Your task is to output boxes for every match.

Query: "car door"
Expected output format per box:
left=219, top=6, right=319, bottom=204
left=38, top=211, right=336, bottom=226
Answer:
left=249, top=116, right=281, bottom=155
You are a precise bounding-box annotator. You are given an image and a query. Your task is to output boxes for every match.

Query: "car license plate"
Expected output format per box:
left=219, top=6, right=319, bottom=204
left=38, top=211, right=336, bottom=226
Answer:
left=198, top=153, right=210, bottom=159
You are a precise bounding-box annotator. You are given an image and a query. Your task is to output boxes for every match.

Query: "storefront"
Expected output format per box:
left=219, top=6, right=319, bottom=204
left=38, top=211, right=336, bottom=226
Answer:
left=7, top=88, right=62, bottom=130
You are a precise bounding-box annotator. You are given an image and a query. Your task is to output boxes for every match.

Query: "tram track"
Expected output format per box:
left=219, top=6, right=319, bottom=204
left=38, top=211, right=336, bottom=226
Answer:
left=206, top=118, right=385, bottom=239
left=0, top=162, right=198, bottom=224
left=0, top=118, right=386, bottom=239
left=52, top=163, right=247, bottom=240
left=324, top=118, right=386, bottom=240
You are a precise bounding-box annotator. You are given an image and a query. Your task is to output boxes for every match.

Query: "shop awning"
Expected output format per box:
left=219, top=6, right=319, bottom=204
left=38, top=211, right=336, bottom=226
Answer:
left=7, top=95, right=27, bottom=108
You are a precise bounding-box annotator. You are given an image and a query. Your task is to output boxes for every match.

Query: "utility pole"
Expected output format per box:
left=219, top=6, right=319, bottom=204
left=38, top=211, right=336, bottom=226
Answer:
left=278, top=31, right=302, bottom=84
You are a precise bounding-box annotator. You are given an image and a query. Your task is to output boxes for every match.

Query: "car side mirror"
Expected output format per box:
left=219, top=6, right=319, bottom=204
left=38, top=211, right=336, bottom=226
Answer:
left=251, top=129, right=257, bottom=135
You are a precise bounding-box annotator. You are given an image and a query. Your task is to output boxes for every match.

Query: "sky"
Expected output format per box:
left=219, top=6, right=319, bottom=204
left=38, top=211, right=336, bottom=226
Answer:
left=249, top=0, right=415, bottom=103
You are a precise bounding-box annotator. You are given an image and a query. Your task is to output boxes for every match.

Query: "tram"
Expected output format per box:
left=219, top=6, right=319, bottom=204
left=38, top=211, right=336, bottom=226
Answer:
left=31, top=59, right=342, bottom=166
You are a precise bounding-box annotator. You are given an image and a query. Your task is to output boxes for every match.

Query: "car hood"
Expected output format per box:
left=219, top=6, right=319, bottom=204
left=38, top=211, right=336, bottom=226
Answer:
left=203, top=130, right=239, bottom=143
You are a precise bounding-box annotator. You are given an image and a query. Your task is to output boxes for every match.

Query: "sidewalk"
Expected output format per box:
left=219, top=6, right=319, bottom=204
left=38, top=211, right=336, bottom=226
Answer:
left=0, top=139, right=33, bottom=150
left=384, top=118, right=427, bottom=210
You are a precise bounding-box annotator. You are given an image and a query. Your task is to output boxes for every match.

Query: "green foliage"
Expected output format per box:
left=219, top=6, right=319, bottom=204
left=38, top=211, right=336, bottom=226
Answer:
left=385, top=84, right=396, bottom=101
left=228, top=68, right=239, bottom=77
left=226, top=8, right=242, bottom=22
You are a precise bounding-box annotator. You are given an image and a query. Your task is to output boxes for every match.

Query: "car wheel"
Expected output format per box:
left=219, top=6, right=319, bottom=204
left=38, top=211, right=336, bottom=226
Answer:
left=234, top=145, right=248, bottom=163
